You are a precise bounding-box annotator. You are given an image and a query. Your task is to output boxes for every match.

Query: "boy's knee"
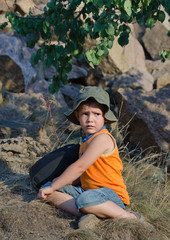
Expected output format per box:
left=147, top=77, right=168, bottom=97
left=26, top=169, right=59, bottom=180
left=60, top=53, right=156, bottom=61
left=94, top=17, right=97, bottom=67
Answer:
left=46, top=191, right=60, bottom=203
left=79, top=206, right=88, bottom=213
left=80, top=206, right=95, bottom=214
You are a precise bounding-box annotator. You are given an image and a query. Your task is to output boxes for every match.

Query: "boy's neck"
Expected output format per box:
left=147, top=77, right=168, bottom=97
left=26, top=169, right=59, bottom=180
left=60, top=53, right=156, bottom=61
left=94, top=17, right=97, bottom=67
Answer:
left=82, top=126, right=106, bottom=143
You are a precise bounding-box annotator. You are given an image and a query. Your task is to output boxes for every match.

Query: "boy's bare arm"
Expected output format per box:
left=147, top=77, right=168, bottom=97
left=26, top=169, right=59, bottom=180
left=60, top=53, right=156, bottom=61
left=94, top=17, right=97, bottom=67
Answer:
left=38, top=133, right=114, bottom=199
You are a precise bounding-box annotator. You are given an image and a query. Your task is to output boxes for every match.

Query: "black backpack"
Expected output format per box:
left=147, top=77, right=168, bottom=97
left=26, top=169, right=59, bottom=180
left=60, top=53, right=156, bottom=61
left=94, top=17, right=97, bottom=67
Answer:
left=29, top=144, right=80, bottom=190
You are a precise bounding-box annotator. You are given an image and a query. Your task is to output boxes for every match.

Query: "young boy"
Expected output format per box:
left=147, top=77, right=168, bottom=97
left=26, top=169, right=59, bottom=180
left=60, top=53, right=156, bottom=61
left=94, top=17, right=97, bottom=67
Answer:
left=38, top=86, right=137, bottom=223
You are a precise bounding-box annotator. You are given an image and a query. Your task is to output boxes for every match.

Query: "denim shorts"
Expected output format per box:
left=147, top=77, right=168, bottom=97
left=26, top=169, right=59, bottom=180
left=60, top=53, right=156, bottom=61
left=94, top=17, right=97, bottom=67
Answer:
left=58, top=185, right=126, bottom=210
left=41, top=182, right=125, bottom=210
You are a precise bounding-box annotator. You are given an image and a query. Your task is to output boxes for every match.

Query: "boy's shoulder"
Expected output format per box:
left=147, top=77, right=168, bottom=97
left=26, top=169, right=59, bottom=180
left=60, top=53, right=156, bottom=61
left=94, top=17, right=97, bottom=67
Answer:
left=90, top=132, right=115, bottom=154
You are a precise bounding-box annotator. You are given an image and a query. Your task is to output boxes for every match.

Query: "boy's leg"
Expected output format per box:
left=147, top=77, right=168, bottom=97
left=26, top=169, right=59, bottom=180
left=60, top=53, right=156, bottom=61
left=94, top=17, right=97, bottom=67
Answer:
left=46, top=190, right=81, bottom=217
left=76, top=187, right=136, bottom=219
left=39, top=184, right=84, bottom=217
left=80, top=201, right=136, bottom=219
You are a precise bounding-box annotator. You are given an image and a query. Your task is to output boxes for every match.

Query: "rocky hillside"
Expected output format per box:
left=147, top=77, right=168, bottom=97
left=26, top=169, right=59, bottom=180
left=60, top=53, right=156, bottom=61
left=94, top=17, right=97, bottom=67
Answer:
left=0, top=1, right=170, bottom=239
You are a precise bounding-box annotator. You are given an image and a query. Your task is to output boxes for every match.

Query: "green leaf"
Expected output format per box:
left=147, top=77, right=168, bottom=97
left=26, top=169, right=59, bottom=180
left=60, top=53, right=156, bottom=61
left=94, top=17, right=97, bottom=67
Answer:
left=143, top=0, right=151, bottom=8
left=118, top=32, right=129, bottom=46
left=0, top=22, right=8, bottom=30
left=157, top=11, right=166, bottom=23
left=93, top=0, right=103, bottom=8
left=145, top=17, right=156, bottom=29
left=94, top=22, right=102, bottom=33
left=48, top=83, right=56, bottom=94
left=85, top=49, right=102, bottom=67
left=97, top=49, right=104, bottom=56
left=85, top=49, right=93, bottom=62
left=73, top=49, right=79, bottom=56
left=105, top=24, right=115, bottom=36
left=158, top=49, right=167, bottom=62
left=167, top=51, right=170, bottom=59
left=107, top=40, right=113, bottom=49
left=89, top=61, right=95, bottom=68
left=162, top=0, right=170, bottom=15
left=103, top=46, right=109, bottom=56
left=123, top=0, right=132, bottom=16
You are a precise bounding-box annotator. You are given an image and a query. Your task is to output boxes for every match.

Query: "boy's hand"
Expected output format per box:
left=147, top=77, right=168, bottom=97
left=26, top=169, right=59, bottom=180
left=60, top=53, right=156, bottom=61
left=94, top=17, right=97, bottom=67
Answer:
left=38, top=186, right=54, bottom=200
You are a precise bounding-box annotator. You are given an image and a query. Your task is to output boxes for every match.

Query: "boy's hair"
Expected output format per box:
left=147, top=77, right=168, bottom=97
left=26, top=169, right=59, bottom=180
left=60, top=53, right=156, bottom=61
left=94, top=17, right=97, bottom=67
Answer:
left=77, top=97, right=108, bottom=116
left=64, top=86, right=118, bottom=125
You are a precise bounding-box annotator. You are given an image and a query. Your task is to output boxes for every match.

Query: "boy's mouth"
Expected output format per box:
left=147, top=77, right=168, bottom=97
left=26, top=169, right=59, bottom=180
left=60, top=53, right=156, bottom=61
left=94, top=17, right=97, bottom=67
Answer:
left=86, top=125, right=94, bottom=128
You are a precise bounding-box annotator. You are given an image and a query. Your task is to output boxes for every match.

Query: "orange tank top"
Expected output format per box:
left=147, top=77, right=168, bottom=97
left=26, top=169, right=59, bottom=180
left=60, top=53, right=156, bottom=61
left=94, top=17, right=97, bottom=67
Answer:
left=80, top=128, right=130, bottom=205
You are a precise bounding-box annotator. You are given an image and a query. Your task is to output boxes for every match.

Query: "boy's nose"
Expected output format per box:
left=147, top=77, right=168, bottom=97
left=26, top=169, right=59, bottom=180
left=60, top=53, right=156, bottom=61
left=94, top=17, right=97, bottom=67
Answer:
left=87, top=114, right=93, bottom=122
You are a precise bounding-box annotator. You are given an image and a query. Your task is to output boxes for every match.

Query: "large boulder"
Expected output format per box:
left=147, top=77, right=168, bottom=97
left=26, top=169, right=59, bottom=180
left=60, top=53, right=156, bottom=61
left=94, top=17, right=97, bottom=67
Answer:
left=60, top=84, right=81, bottom=108
left=83, top=33, right=147, bottom=75
left=109, top=34, right=147, bottom=73
left=142, top=22, right=170, bottom=60
left=15, top=0, right=35, bottom=14
left=0, top=0, right=15, bottom=12
left=116, top=87, right=170, bottom=152
left=0, top=81, right=3, bottom=105
left=106, top=68, right=154, bottom=91
left=145, top=59, right=170, bottom=88
left=0, top=32, right=37, bottom=91
left=67, top=64, right=88, bottom=81
left=0, top=55, right=25, bottom=92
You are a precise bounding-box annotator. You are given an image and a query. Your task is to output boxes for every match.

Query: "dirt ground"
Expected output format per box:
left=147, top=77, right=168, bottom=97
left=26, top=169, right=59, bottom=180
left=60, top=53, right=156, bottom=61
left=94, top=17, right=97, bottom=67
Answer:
left=0, top=156, right=159, bottom=240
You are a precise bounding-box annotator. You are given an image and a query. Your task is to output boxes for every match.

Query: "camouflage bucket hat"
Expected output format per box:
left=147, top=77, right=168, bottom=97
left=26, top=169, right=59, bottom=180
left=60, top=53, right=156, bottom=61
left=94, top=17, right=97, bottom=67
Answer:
left=64, top=86, right=118, bottom=125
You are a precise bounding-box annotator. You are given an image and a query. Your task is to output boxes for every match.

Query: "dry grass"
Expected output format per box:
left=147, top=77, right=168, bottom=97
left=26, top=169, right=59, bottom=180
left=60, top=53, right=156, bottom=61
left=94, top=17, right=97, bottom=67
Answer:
left=122, top=152, right=170, bottom=240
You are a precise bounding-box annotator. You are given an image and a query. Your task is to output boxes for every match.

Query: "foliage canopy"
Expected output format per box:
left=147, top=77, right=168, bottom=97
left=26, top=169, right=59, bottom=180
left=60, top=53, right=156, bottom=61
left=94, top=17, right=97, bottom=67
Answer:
left=1, top=0, right=170, bottom=92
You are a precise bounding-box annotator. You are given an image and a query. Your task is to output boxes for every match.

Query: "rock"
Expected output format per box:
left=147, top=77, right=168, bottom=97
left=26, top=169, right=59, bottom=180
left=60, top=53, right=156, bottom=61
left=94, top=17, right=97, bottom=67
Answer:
left=26, top=79, right=50, bottom=94
left=0, top=32, right=37, bottom=91
left=0, top=117, right=43, bottom=139
left=108, top=34, right=147, bottom=73
left=106, top=68, right=154, bottom=91
left=1, top=139, right=27, bottom=153
left=131, top=22, right=145, bottom=44
left=0, top=0, right=15, bottom=12
left=0, top=81, right=3, bottom=105
left=15, top=0, right=35, bottom=14
left=67, top=65, right=88, bottom=80
left=3, top=92, right=48, bottom=124
left=44, top=65, right=57, bottom=81
left=60, top=84, right=81, bottom=108
left=0, top=55, right=25, bottom=92
left=142, top=22, right=170, bottom=60
left=163, top=12, right=170, bottom=31
left=85, top=67, right=105, bottom=87
left=0, top=92, right=49, bottom=140
left=31, top=4, right=45, bottom=15
left=32, top=0, right=49, bottom=5
left=156, top=73, right=170, bottom=89
left=83, top=36, right=121, bottom=75
left=116, top=88, right=170, bottom=152
left=0, top=137, right=49, bottom=173
left=0, top=14, right=12, bottom=33
left=145, top=59, right=170, bottom=88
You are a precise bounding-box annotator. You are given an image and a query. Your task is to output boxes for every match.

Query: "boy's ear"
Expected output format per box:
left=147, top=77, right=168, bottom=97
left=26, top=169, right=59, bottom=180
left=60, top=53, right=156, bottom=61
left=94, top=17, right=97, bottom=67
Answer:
left=74, top=111, right=79, bottom=121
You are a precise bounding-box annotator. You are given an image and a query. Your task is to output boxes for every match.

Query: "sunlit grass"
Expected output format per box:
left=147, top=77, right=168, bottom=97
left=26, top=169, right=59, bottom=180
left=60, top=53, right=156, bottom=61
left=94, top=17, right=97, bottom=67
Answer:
left=122, top=151, right=170, bottom=240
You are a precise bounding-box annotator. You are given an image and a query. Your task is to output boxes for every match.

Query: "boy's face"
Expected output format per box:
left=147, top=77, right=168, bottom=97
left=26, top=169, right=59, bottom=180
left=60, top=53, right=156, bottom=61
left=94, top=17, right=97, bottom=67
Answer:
left=75, top=102, right=105, bottom=137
